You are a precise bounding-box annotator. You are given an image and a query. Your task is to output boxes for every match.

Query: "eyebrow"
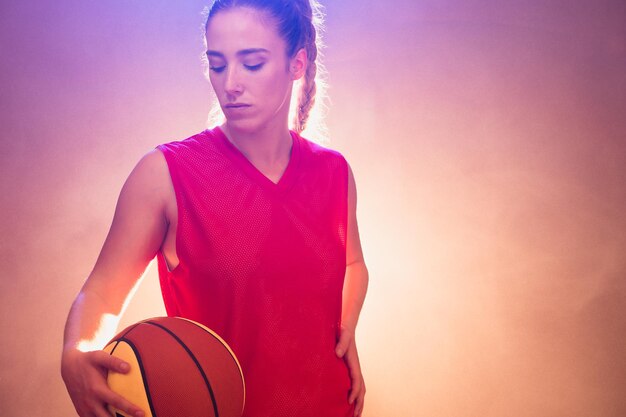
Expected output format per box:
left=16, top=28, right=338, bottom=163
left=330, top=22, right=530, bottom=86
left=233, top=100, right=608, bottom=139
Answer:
left=206, top=48, right=270, bottom=58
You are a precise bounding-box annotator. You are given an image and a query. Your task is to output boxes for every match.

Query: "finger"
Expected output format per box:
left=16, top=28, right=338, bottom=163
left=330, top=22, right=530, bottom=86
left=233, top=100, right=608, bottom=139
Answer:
left=89, top=350, right=130, bottom=373
left=99, top=386, right=145, bottom=417
left=350, top=382, right=365, bottom=416
left=358, top=385, right=366, bottom=416
left=345, top=345, right=362, bottom=380
left=93, top=403, right=115, bottom=417
left=335, top=330, right=352, bottom=358
left=354, top=394, right=365, bottom=417
left=81, top=396, right=112, bottom=417
left=348, top=377, right=361, bottom=404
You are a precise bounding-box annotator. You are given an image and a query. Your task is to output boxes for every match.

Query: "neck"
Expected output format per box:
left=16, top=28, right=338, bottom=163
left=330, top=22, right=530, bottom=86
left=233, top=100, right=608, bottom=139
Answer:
left=221, top=121, right=293, bottom=166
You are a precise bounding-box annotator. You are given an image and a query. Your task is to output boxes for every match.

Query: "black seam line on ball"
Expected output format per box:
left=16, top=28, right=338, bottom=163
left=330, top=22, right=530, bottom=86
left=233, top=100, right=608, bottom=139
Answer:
left=144, top=320, right=219, bottom=417
left=109, top=321, right=143, bottom=357
left=115, top=336, right=157, bottom=417
left=192, top=322, right=245, bottom=388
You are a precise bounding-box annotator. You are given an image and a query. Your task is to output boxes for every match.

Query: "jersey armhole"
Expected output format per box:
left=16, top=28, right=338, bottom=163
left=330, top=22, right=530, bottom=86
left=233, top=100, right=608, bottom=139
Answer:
left=155, top=145, right=184, bottom=274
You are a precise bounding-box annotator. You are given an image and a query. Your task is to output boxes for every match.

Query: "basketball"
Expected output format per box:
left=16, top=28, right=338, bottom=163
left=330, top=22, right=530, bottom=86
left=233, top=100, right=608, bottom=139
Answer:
left=103, top=316, right=245, bottom=417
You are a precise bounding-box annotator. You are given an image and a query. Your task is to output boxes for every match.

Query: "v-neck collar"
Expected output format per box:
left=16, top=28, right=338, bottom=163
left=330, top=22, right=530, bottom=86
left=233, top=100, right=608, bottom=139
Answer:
left=213, top=126, right=301, bottom=194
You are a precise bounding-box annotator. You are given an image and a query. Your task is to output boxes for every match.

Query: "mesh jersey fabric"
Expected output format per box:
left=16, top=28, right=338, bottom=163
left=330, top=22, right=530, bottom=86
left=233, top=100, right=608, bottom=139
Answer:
left=155, top=127, right=353, bottom=417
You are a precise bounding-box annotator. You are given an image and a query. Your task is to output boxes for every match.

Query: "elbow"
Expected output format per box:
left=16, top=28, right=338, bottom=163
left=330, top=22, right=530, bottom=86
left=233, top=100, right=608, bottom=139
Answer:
left=347, top=259, right=369, bottom=287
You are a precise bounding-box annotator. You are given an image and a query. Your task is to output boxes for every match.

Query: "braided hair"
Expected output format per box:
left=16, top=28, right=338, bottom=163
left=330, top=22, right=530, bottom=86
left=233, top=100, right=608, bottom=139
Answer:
left=202, top=0, right=328, bottom=141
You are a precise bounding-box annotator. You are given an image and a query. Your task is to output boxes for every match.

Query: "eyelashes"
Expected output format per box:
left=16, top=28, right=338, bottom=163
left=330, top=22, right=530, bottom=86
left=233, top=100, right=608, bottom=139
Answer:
left=209, top=63, right=265, bottom=73
left=244, top=63, right=264, bottom=71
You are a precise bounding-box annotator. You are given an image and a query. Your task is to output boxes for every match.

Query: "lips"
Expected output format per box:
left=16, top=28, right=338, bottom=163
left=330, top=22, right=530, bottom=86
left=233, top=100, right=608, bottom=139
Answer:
left=223, top=103, right=252, bottom=119
left=225, top=103, right=251, bottom=108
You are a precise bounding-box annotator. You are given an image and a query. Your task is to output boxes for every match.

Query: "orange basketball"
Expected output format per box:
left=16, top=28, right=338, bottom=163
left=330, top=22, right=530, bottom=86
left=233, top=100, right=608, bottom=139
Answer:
left=103, top=316, right=245, bottom=417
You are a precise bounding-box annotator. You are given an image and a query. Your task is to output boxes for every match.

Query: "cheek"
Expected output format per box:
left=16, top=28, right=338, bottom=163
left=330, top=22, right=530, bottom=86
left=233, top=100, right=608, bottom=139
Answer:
left=257, top=71, right=291, bottom=99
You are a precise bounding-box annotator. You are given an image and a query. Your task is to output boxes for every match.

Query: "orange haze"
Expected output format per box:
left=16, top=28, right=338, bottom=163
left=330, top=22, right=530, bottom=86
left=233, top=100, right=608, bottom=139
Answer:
left=1, top=1, right=625, bottom=416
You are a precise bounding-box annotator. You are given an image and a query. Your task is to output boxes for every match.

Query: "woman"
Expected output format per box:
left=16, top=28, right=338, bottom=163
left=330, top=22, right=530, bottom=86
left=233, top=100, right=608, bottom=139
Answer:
left=61, top=1, right=369, bottom=416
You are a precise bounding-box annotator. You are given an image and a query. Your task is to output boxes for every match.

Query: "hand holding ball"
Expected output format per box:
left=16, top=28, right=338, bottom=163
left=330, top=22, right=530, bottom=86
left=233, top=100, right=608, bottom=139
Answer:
left=104, top=317, right=245, bottom=417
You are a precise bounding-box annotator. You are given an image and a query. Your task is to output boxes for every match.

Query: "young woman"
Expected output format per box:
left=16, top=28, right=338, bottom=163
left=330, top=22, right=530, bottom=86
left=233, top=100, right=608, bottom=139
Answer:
left=61, top=1, right=369, bottom=416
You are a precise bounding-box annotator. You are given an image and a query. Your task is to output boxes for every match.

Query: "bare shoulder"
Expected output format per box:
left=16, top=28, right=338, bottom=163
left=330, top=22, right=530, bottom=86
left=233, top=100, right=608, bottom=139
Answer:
left=87, top=149, right=175, bottom=295
left=121, top=149, right=174, bottom=206
left=128, top=149, right=169, bottom=188
left=106, top=149, right=177, bottom=240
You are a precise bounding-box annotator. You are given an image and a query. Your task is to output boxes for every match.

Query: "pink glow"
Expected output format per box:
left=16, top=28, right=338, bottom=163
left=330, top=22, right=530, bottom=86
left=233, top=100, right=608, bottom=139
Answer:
left=1, top=1, right=625, bottom=416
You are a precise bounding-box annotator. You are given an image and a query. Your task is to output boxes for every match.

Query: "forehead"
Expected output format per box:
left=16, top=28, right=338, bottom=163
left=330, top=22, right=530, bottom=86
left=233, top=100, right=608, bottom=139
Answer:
left=205, top=7, right=285, bottom=55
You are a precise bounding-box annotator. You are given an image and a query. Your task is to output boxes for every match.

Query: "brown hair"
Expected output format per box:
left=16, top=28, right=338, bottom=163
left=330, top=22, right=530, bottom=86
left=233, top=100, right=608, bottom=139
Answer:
left=202, top=0, right=327, bottom=139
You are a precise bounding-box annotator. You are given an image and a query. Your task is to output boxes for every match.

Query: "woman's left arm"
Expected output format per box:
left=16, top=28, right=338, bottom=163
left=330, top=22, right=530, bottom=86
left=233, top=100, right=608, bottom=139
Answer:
left=336, top=163, right=369, bottom=417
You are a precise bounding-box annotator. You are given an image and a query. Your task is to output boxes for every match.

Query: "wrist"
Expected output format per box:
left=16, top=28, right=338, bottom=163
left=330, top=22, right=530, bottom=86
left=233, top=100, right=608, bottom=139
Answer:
left=340, top=320, right=357, bottom=333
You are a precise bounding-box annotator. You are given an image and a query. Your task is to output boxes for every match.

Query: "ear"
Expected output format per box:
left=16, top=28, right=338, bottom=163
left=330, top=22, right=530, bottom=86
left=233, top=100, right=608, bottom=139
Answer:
left=289, top=48, right=307, bottom=81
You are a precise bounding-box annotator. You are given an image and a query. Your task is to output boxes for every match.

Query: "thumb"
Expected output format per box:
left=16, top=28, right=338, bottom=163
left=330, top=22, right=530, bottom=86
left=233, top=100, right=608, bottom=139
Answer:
left=89, top=350, right=130, bottom=373
left=335, top=328, right=352, bottom=358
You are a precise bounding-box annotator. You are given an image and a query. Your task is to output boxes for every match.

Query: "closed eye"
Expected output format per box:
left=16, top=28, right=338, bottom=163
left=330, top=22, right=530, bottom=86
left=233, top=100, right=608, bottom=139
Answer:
left=209, top=65, right=226, bottom=73
left=244, top=63, right=264, bottom=71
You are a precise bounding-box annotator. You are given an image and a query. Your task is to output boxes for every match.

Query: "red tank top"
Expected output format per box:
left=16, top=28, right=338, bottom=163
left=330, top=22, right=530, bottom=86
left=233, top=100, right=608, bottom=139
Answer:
left=155, top=127, right=353, bottom=416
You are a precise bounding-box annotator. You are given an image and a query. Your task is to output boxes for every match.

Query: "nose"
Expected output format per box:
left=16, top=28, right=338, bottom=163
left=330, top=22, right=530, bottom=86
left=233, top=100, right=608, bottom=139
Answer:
left=224, top=66, right=243, bottom=96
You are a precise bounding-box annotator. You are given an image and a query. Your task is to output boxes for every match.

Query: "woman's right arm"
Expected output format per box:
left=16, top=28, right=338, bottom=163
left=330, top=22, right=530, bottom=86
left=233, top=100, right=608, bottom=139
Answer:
left=61, top=149, right=173, bottom=417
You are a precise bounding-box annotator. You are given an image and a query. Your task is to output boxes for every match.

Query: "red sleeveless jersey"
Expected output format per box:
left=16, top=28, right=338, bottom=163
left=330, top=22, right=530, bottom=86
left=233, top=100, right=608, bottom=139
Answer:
left=155, top=127, right=353, bottom=416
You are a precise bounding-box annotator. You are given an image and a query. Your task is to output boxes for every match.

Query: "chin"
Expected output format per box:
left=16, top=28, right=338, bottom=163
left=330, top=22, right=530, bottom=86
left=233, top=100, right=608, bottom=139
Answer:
left=226, top=118, right=257, bottom=133
left=225, top=116, right=273, bottom=135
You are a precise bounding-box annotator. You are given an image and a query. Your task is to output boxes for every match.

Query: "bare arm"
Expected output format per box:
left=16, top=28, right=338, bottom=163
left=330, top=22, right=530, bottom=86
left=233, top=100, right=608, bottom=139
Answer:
left=61, top=149, right=174, bottom=417
left=336, top=163, right=369, bottom=417
left=342, top=164, right=369, bottom=332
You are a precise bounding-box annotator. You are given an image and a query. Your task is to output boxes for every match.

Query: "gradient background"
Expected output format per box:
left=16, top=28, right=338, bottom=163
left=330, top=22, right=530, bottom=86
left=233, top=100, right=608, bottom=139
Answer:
left=1, top=0, right=625, bottom=416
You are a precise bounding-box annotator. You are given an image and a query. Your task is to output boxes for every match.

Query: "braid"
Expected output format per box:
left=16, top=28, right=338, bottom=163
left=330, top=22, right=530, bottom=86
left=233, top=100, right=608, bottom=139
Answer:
left=294, top=32, right=318, bottom=134
left=203, top=0, right=328, bottom=141
left=292, top=0, right=327, bottom=140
